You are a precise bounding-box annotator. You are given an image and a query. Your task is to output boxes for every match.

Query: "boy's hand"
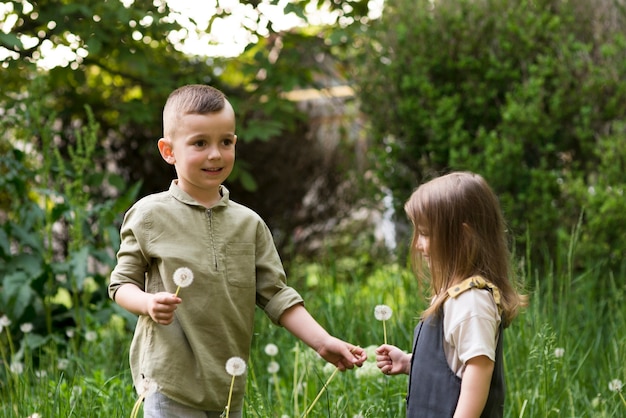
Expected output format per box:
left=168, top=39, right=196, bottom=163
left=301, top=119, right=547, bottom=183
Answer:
left=375, top=344, right=411, bottom=375
left=316, top=337, right=367, bottom=371
left=147, top=292, right=182, bottom=325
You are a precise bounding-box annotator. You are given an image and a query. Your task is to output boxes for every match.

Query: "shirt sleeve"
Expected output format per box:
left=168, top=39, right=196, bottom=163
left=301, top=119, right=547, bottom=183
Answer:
left=444, top=289, right=500, bottom=368
left=254, top=220, right=304, bottom=325
left=108, top=205, right=150, bottom=300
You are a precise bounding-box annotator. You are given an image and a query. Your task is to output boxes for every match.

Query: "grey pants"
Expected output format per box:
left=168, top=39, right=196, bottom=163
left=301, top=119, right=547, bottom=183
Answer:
left=143, top=391, right=242, bottom=418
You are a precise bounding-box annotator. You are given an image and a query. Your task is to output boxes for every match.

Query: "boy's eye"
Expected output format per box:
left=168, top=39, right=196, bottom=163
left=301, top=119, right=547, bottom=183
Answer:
left=194, top=140, right=207, bottom=147
left=222, top=138, right=234, bottom=146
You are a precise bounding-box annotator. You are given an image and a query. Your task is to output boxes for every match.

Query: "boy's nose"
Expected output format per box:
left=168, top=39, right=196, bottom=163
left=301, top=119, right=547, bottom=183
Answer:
left=206, top=146, right=221, bottom=159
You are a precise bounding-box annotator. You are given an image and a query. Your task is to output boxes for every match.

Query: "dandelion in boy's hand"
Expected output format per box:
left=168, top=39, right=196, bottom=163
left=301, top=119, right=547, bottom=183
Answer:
left=302, top=347, right=361, bottom=417
left=224, top=357, right=246, bottom=418
left=374, top=304, right=393, bottom=345
left=173, top=267, right=194, bottom=297
left=554, top=347, right=565, bottom=358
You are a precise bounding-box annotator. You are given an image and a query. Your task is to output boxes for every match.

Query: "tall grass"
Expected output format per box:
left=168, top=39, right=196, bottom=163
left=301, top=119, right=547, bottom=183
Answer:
left=1, top=257, right=624, bottom=417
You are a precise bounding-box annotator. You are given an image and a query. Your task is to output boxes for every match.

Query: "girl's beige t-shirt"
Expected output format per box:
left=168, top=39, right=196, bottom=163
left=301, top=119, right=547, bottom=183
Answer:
left=442, top=288, right=501, bottom=378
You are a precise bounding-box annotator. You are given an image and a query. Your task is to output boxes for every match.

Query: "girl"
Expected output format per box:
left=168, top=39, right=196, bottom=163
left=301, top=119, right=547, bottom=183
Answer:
left=376, top=171, right=526, bottom=417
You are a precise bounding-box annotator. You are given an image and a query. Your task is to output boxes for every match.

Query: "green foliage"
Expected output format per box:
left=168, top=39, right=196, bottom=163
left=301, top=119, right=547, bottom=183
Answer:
left=2, top=251, right=625, bottom=416
left=354, top=0, right=626, bottom=272
left=0, top=81, right=140, bottom=360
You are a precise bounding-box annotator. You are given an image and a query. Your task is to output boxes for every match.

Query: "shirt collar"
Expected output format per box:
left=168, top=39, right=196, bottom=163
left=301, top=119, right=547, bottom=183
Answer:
left=169, top=180, right=230, bottom=208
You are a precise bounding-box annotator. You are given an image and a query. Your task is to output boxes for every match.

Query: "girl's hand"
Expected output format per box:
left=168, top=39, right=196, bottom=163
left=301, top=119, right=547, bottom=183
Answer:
left=375, top=344, right=411, bottom=375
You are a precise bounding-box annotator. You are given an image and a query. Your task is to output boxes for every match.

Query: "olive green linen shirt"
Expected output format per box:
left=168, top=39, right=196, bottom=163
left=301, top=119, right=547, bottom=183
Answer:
left=108, top=181, right=304, bottom=411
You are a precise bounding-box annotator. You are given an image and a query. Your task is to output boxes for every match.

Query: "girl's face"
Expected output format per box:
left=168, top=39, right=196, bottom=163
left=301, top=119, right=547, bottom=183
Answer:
left=415, top=224, right=430, bottom=267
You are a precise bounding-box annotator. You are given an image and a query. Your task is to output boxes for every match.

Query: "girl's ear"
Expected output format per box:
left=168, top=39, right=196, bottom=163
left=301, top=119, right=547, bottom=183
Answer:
left=157, top=138, right=175, bottom=165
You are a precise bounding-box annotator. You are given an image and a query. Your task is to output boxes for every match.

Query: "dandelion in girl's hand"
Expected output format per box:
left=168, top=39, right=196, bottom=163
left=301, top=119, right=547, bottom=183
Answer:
left=173, top=267, right=194, bottom=297
left=374, top=304, right=393, bottom=345
left=374, top=304, right=393, bottom=321
left=224, top=357, right=247, bottom=418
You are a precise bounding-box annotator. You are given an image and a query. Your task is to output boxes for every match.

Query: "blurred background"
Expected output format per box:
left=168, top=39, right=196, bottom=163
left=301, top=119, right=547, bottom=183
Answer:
left=1, top=1, right=626, bottom=415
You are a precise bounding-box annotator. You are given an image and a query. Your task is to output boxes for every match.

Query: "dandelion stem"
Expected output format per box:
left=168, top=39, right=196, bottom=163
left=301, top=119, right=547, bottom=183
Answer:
left=383, top=320, right=388, bottom=345
left=301, top=367, right=339, bottom=418
left=225, top=375, right=236, bottom=418
left=272, top=370, right=284, bottom=405
left=293, top=344, right=300, bottom=417
left=129, top=394, right=145, bottom=418
left=174, top=286, right=181, bottom=297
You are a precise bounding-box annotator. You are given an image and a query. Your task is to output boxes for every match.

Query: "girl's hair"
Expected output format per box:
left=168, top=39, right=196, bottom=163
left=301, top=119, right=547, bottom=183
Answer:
left=405, top=171, right=526, bottom=326
left=162, top=84, right=227, bottom=138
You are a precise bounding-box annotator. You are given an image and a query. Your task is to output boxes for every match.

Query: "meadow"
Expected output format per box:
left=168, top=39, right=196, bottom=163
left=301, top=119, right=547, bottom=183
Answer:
left=1, top=254, right=624, bottom=417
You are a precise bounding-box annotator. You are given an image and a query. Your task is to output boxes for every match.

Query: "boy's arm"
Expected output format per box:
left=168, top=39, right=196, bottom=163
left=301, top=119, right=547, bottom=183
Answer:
left=114, top=283, right=181, bottom=325
left=454, top=355, right=494, bottom=417
left=279, top=303, right=366, bottom=370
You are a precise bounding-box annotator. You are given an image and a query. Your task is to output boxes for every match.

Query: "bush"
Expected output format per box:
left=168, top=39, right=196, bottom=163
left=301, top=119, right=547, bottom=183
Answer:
left=354, top=0, right=626, bottom=273
left=0, top=81, right=140, bottom=359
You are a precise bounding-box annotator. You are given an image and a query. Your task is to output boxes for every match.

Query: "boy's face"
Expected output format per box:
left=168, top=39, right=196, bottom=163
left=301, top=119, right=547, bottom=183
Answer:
left=158, top=102, right=237, bottom=205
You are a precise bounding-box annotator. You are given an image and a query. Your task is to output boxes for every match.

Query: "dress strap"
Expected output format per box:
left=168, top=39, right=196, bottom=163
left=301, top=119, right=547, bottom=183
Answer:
left=447, top=275, right=502, bottom=308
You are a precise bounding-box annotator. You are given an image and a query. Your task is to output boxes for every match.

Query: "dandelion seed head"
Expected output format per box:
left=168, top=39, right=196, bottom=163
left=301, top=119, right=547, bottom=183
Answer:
left=173, top=267, right=194, bottom=288
left=35, top=370, right=48, bottom=379
left=27, top=413, right=42, bottom=418
left=57, top=358, right=70, bottom=370
left=10, top=361, right=24, bottom=375
left=554, top=347, right=565, bottom=358
left=66, top=329, right=75, bottom=338
left=0, top=315, right=11, bottom=327
left=267, top=361, right=280, bottom=374
left=374, top=304, right=393, bottom=321
left=20, top=322, right=34, bottom=333
left=85, top=330, right=97, bottom=342
left=225, top=356, right=247, bottom=376
left=264, top=343, right=279, bottom=356
left=608, top=379, right=623, bottom=393
left=591, top=394, right=601, bottom=408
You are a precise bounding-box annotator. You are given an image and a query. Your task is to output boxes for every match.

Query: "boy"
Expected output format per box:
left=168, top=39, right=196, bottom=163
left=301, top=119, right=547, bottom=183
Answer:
left=108, top=84, right=365, bottom=417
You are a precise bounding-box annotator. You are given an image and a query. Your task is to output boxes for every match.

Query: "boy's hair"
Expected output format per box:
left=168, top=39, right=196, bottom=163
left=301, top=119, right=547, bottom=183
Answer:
left=405, top=171, right=526, bottom=326
left=163, top=84, right=227, bottom=138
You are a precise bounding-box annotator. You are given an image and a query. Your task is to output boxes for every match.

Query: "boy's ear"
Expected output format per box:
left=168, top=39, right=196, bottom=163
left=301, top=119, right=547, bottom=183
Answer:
left=158, top=138, right=175, bottom=165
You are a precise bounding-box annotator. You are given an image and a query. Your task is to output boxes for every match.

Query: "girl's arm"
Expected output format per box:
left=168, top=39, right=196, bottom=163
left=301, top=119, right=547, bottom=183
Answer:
left=279, top=303, right=366, bottom=370
left=454, top=355, right=494, bottom=417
